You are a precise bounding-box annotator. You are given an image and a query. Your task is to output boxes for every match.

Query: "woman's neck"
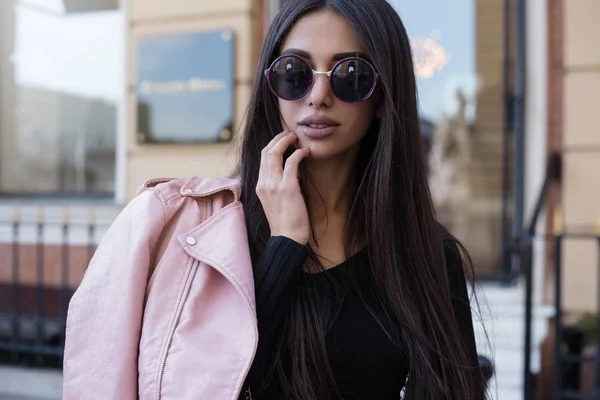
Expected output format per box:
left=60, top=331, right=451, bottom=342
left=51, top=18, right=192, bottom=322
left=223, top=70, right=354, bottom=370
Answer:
left=303, top=154, right=356, bottom=227
left=302, top=155, right=361, bottom=268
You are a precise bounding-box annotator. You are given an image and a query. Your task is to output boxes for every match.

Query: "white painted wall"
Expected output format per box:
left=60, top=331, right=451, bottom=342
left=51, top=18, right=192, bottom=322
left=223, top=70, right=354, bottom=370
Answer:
left=524, top=0, right=549, bottom=306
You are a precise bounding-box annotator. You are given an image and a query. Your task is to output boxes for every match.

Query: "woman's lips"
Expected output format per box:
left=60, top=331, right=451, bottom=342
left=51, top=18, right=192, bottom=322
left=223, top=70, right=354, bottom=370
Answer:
left=298, top=115, right=340, bottom=139
left=299, top=124, right=338, bottom=138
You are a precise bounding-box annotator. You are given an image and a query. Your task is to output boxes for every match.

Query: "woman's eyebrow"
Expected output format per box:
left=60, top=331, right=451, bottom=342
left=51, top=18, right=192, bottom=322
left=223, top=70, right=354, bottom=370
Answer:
left=332, top=51, right=370, bottom=61
left=280, top=48, right=312, bottom=59
left=280, top=48, right=370, bottom=62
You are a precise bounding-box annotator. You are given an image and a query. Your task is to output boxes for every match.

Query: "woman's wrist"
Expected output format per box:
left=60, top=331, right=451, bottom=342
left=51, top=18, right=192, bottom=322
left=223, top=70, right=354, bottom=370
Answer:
left=271, top=232, right=308, bottom=246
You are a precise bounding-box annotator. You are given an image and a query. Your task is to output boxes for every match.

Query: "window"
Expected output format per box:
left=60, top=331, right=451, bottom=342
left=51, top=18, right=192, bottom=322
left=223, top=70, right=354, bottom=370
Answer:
left=0, top=0, right=122, bottom=197
left=390, top=0, right=515, bottom=278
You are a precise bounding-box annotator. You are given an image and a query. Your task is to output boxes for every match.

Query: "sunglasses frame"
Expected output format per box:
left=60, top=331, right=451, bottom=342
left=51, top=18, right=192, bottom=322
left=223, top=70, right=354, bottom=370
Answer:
left=264, top=54, right=379, bottom=104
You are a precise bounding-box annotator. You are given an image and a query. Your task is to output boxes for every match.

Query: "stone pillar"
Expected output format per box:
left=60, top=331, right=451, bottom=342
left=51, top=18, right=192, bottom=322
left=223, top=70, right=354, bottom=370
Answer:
left=561, top=0, right=600, bottom=312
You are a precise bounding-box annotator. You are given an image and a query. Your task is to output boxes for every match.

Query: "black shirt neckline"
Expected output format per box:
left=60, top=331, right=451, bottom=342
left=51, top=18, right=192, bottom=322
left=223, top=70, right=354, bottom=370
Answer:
left=302, top=247, right=367, bottom=278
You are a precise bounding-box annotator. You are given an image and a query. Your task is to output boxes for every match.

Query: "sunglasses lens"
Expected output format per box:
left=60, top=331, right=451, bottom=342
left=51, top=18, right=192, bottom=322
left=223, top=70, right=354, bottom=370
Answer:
left=268, top=56, right=313, bottom=101
left=331, top=59, right=376, bottom=102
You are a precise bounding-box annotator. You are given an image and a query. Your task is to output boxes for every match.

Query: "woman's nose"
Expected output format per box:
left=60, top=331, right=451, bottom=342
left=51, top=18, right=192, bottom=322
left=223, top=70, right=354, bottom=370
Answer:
left=307, top=72, right=334, bottom=108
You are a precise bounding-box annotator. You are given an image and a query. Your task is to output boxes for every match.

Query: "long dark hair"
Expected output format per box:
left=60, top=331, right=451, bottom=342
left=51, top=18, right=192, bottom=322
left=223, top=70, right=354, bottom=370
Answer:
left=239, top=0, right=484, bottom=398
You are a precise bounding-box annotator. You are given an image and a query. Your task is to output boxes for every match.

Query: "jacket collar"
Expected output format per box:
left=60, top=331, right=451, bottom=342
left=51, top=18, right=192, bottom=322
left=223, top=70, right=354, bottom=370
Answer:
left=180, top=176, right=241, bottom=201
left=177, top=201, right=256, bottom=318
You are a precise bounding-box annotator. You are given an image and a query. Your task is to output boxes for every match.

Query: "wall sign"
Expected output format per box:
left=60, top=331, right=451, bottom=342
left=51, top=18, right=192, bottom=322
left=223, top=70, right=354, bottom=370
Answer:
left=136, top=29, right=235, bottom=144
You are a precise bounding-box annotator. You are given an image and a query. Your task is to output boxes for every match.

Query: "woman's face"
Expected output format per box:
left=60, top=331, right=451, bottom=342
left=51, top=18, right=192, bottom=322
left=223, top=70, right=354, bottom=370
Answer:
left=277, top=10, right=379, bottom=161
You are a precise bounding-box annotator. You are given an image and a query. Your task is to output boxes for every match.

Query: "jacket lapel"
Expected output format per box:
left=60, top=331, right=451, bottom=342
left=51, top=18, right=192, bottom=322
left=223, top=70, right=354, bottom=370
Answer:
left=177, top=201, right=257, bottom=319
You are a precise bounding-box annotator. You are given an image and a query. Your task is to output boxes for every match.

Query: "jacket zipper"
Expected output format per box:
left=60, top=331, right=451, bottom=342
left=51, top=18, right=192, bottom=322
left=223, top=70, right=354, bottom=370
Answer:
left=156, top=198, right=213, bottom=400
left=156, top=260, right=200, bottom=399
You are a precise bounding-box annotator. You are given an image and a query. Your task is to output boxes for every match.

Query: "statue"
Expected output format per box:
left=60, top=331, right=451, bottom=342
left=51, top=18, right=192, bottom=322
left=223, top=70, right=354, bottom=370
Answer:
left=428, top=89, right=473, bottom=241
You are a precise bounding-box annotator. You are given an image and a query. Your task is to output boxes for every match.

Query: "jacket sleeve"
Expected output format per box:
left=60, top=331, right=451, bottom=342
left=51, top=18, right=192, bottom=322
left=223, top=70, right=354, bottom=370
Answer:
left=241, top=236, right=308, bottom=395
left=63, top=189, right=166, bottom=400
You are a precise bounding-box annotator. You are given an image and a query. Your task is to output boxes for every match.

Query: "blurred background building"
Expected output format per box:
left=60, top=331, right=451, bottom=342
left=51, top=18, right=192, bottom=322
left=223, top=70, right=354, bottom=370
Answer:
left=0, top=0, right=598, bottom=399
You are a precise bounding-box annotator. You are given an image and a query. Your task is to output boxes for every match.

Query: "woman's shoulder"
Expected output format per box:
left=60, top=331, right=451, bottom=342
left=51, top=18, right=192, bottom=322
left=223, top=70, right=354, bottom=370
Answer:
left=113, top=176, right=243, bottom=228
left=135, top=176, right=242, bottom=200
left=437, top=223, right=467, bottom=275
left=104, top=176, right=246, bottom=254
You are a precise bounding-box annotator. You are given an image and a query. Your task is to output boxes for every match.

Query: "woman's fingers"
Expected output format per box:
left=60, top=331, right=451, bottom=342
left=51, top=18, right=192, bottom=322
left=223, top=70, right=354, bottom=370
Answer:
left=283, top=148, right=311, bottom=181
left=266, top=133, right=298, bottom=180
left=259, top=130, right=290, bottom=182
left=264, top=130, right=291, bottom=153
left=256, top=130, right=311, bottom=245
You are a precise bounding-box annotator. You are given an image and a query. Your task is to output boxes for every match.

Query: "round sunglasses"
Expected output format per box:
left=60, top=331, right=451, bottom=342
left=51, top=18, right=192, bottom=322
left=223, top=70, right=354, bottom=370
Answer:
left=264, top=54, right=379, bottom=103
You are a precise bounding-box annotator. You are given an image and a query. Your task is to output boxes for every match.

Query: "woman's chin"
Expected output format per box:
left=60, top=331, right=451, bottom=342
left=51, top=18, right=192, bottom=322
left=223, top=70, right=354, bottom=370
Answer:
left=303, top=146, right=338, bottom=162
left=296, top=138, right=352, bottom=163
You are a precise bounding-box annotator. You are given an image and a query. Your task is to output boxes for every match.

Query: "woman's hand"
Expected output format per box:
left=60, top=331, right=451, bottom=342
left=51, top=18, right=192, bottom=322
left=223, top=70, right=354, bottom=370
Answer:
left=256, top=131, right=311, bottom=245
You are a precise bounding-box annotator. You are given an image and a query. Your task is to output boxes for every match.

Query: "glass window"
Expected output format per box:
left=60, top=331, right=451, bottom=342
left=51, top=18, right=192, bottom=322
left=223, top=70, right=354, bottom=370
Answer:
left=0, top=1, right=122, bottom=197
left=390, top=0, right=515, bottom=278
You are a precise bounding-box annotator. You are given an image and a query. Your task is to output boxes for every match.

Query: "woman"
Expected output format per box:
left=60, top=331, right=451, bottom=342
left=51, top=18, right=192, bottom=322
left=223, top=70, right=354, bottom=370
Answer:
left=63, top=0, right=485, bottom=399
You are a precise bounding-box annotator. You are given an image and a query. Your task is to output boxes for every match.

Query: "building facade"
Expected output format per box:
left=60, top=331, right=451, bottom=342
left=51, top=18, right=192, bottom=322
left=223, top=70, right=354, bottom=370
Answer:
left=554, top=0, right=600, bottom=313
left=121, top=0, right=266, bottom=200
left=0, top=0, right=599, bottom=398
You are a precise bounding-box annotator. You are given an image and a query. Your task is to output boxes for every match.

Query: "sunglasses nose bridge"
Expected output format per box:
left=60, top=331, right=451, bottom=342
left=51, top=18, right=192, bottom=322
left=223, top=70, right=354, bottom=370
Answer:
left=310, top=70, right=333, bottom=90
left=312, top=70, right=332, bottom=83
left=310, top=70, right=332, bottom=92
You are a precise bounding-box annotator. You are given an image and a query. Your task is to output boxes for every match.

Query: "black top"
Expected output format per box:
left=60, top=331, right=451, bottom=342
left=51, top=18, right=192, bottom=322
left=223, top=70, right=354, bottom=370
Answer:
left=242, top=235, right=478, bottom=399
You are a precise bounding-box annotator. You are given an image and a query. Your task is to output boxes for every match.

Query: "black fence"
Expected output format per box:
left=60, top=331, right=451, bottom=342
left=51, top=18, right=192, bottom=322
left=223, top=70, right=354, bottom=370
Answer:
left=0, top=205, right=111, bottom=368
left=519, top=153, right=600, bottom=399
left=519, top=232, right=600, bottom=400
left=551, top=232, right=600, bottom=399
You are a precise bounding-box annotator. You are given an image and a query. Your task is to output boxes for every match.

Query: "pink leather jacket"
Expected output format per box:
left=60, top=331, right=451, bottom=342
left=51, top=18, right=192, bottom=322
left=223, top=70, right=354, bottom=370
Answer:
left=63, top=177, right=258, bottom=400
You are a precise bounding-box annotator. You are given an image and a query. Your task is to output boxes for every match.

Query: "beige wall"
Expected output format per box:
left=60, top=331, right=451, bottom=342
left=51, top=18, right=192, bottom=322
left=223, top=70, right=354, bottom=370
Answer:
left=125, top=0, right=259, bottom=199
left=561, top=0, right=600, bottom=311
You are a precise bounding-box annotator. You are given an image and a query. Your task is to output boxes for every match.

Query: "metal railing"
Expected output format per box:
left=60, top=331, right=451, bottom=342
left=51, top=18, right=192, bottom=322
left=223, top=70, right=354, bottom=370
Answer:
left=0, top=204, right=112, bottom=367
left=521, top=152, right=562, bottom=398
left=551, top=232, right=600, bottom=399
left=519, top=153, right=600, bottom=399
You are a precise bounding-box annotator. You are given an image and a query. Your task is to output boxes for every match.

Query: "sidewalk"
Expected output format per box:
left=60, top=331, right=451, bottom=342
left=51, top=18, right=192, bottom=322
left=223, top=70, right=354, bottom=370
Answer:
left=0, top=366, right=62, bottom=400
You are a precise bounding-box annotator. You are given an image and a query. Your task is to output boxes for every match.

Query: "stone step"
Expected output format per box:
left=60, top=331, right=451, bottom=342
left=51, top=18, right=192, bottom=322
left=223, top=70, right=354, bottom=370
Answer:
left=486, top=378, right=526, bottom=400
left=473, top=283, right=553, bottom=399
left=0, top=367, right=61, bottom=400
